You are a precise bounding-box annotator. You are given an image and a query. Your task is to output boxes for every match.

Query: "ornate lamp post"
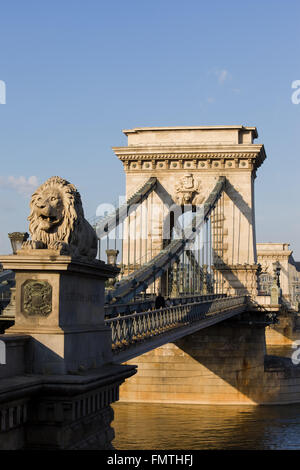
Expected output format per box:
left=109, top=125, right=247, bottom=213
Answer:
left=202, top=264, right=208, bottom=294
left=272, top=261, right=281, bottom=287
left=271, top=261, right=281, bottom=305
left=170, top=260, right=179, bottom=298
left=106, top=249, right=119, bottom=266
left=179, top=262, right=184, bottom=294
left=8, top=232, right=29, bottom=254
left=105, top=249, right=119, bottom=289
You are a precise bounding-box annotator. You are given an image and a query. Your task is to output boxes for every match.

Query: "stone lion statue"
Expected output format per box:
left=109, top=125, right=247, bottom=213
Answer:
left=22, top=176, right=98, bottom=259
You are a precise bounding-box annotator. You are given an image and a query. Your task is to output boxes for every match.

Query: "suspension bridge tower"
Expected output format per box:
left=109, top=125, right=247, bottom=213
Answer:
left=112, top=126, right=266, bottom=297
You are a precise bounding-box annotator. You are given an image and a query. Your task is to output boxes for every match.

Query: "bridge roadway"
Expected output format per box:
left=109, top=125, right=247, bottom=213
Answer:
left=105, top=294, right=248, bottom=363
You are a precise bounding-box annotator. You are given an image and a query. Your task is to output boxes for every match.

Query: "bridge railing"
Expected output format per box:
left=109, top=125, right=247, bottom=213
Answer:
left=104, top=293, right=227, bottom=318
left=106, top=295, right=247, bottom=352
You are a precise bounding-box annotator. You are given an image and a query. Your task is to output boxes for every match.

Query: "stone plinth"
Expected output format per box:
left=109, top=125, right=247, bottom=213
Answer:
left=0, top=357, right=136, bottom=450
left=0, top=249, right=118, bottom=375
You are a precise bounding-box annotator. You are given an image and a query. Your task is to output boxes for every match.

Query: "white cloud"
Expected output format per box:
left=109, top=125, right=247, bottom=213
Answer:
left=216, top=69, right=230, bottom=84
left=206, top=97, right=215, bottom=104
left=213, top=69, right=231, bottom=85
left=0, top=175, right=38, bottom=196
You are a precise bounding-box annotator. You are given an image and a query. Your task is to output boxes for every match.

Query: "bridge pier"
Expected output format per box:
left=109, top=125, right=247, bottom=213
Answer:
left=120, top=319, right=266, bottom=404
left=120, top=315, right=300, bottom=405
left=265, top=308, right=300, bottom=346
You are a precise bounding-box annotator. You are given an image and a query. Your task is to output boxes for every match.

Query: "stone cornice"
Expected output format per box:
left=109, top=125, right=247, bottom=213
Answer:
left=113, top=144, right=264, bottom=156
left=215, top=263, right=260, bottom=271
left=123, top=125, right=258, bottom=137
left=113, top=144, right=266, bottom=172
left=0, top=251, right=118, bottom=279
left=257, top=251, right=293, bottom=259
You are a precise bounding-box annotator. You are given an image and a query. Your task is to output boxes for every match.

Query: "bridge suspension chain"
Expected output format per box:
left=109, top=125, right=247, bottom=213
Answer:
left=96, top=176, right=227, bottom=305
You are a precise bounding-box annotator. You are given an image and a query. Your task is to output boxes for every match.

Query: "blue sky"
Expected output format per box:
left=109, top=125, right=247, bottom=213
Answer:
left=0, top=0, right=299, bottom=257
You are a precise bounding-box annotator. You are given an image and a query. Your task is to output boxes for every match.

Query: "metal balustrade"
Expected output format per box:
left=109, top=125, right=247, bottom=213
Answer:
left=104, top=293, right=227, bottom=318
left=106, top=295, right=247, bottom=352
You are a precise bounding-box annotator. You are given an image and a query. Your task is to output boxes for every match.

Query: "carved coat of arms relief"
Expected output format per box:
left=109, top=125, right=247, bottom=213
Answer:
left=22, top=280, right=52, bottom=317
left=174, top=173, right=204, bottom=205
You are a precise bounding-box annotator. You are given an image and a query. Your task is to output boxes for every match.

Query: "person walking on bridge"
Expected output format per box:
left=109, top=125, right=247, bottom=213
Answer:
left=155, top=292, right=165, bottom=309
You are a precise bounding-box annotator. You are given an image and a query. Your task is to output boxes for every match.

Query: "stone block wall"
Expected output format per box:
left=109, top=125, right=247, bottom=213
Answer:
left=120, top=321, right=300, bottom=405
left=120, top=323, right=267, bottom=404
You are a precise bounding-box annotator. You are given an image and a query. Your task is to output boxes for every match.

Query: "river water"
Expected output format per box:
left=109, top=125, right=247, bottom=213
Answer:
left=112, top=346, right=300, bottom=450
left=112, top=402, right=300, bottom=450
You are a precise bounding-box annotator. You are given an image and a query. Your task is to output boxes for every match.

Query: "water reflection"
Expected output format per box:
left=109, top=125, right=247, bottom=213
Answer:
left=112, top=402, right=300, bottom=450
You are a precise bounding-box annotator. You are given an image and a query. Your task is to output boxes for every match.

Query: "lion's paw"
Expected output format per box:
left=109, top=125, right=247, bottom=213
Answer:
left=48, top=241, right=70, bottom=255
left=21, top=240, right=45, bottom=250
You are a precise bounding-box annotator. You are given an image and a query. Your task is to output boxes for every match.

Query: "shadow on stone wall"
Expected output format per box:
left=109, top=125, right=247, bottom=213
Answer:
left=173, top=317, right=300, bottom=404
left=265, top=308, right=300, bottom=345
left=225, top=180, right=252, bottom=225
left=174, top=320, right=268, bottom=404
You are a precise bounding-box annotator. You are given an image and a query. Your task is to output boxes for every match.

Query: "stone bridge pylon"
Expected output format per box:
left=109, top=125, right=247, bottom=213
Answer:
left=113, top=125, right=266, bottom=297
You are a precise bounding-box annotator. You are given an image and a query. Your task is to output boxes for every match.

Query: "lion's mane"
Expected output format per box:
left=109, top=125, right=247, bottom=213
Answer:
left=28, top=176, right=97, bottom=259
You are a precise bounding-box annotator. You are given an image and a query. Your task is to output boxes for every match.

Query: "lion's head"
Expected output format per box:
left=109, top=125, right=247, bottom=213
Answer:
left=28, top=176, right=85, bottom=247
left=24, top=176, right=98, bottom=259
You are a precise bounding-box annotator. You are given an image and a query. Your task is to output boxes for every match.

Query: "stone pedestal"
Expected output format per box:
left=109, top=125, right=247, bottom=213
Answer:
left=0, top=249, right=137, bottom=449
left=270, top=285, right=279, bottom=305
left=0, top=250, right=118, bottom=374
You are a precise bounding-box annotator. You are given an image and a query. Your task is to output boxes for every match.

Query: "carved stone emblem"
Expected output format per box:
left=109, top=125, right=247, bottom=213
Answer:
left=175, top=173, right=204, bottom=205
left=22, top=280, right=52, bottom=316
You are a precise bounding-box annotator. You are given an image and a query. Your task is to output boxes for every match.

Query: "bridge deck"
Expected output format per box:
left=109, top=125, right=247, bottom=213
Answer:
left=106, top=295, right=247, bottom=363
